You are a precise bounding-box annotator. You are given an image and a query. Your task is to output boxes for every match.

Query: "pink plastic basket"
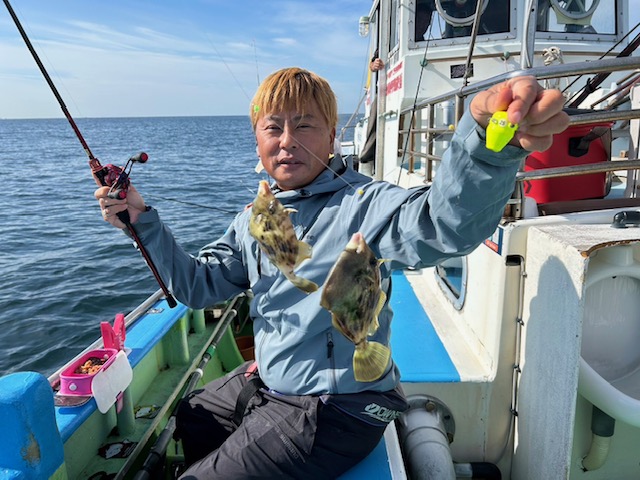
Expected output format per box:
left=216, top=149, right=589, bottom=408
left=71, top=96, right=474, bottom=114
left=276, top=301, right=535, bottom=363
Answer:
left=59, top=348, right=118, bottom=395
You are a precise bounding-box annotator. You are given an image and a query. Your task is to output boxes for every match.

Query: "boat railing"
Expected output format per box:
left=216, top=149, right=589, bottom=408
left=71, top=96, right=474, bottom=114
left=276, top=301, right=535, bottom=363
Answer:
left=339, top=90, right=367, bottom=143
left=396, top=56, right=640, bottom=219
left=405, top=56, right=640, bottom=115
left=47, top=288, right=169, bottom=386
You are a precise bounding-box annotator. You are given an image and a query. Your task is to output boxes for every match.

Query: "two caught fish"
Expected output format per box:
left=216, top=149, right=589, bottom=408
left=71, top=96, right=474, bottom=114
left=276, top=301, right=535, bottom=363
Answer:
left=249, top=180, right=390, bottom=382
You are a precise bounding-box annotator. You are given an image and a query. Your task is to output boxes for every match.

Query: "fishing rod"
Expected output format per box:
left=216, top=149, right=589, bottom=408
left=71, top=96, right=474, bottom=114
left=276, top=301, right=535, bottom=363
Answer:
left=4, top=0, right=177, bottom=308
left=566, top=27, right=640, bottom=109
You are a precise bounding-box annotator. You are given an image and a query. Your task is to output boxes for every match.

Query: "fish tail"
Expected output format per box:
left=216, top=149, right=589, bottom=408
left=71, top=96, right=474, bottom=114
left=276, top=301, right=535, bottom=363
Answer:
left=353, top=341, right=391, bottom=382
left=288, top=273, right=319, bottom=294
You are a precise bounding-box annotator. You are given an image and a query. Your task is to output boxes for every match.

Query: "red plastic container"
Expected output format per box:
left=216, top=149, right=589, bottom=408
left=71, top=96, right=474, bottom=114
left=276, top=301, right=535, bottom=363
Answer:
left=524, top=122, right=613, bottom=203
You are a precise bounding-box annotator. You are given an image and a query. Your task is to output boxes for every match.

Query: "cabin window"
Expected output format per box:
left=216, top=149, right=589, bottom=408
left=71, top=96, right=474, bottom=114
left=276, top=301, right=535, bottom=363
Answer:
left=435, top=256, right=467, bottom=309
left=416, top=0, right=511, bottom=42
left=536, top=0, right=617, bottom=36
left=415, top=0, right=436, bottom=42
left=391, top=0, right=400, bottom=51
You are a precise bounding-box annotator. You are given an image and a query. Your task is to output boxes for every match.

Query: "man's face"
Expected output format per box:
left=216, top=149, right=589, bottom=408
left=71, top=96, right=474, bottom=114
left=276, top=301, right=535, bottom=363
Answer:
left=255, top=100, right=336, bottom=191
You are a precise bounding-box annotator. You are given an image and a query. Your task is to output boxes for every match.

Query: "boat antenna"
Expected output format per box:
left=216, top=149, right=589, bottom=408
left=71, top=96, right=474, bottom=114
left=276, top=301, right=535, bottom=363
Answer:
left=3, top=0, right=178, bottom=308
left=462, top=0, right=485, bottom=87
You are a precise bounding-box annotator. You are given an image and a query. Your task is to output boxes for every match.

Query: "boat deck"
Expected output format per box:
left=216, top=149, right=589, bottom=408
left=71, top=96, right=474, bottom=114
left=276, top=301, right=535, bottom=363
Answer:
left=390, top=271, right=460, bottom=383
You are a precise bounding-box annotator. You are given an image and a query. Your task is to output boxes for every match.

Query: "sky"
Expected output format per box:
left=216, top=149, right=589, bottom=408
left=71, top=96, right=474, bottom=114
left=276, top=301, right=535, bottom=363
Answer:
left=0, top=0, right=372, bottom=119
left=2, top=1, right=639, bottom=120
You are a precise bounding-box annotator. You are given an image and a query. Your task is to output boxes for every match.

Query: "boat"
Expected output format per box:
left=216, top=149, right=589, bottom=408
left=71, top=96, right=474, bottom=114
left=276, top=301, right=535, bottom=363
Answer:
left=3, top=0, right=640, bottom=478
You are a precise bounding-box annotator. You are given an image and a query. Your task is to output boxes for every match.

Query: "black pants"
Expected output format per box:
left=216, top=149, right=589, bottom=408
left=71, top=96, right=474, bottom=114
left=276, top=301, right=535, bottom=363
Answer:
left=175, top=362, right=386, bottom=479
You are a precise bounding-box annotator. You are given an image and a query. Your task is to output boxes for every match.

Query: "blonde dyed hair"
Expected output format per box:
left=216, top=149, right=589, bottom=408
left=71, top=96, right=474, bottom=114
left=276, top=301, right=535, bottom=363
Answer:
left=250, top=67, right=338, bottom=131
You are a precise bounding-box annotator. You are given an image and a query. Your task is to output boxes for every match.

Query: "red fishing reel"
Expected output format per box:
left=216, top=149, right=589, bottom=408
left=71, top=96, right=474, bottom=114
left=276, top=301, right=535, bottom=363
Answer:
left=90, top=152, right=148, bottom=199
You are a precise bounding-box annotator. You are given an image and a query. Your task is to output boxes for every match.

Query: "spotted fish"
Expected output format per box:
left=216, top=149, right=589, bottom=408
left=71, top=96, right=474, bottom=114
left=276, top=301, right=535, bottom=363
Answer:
left=320, top=232, right=390, bottom=382
left=249, top=180, right=318, bottom=293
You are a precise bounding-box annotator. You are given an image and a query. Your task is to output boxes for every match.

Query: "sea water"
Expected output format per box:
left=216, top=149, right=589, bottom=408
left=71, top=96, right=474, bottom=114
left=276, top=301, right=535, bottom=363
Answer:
left=0, top=114, right=356, bottom=376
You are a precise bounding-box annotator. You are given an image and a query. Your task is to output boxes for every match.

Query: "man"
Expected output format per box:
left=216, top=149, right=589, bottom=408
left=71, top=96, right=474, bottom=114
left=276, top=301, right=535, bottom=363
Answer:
left=96, top=67, right=568, bottom=478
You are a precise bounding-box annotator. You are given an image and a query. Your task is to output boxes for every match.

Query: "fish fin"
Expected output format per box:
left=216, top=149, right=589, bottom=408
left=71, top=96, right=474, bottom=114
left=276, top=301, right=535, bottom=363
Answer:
left=285, top=271, right=319, bottom=294
left=366, top=291, right=386, bottom=335
left=295, top=241, right=313, bottom=266
left=373, top=291, right=386, bottom=319
left=353, top=341, right=391, bottom=382
left=331, top=314, right=352, bottom=341
left=284, top=207, right=298, bottom=214
left=367, top=316, right=380, bottom=336
left=320, top=296, right=330, bottom=310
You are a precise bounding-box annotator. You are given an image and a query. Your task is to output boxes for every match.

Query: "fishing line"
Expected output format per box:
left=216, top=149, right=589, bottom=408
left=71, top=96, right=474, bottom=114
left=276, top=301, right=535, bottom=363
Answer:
left=269, top=131, right=371, bottom=240
left=205, top=33, right=254, bottom=102
left=255, top=130, right=367, bottom=233
left=283, top=134, right=361, bottom=193
left=253, top=117, right=361, bottom=193
left=240, top=180, right=257, bottom=196
left=252, top=39, right=261, bottom=86
left=144, top=194, right=239, bottom=214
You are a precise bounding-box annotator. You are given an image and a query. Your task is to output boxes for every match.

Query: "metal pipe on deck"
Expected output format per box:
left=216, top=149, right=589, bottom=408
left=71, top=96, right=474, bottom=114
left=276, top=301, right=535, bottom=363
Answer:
left=116, top=388, right=136, bottom=436
left=396, top=394, right=456, bottom=480
left=581, top=406, right=616, bottom=471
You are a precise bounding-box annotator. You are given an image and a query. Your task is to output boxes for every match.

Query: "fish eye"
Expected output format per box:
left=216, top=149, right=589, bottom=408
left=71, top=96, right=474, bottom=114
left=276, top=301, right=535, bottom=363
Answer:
left=268, top=201, right=277, bottom=215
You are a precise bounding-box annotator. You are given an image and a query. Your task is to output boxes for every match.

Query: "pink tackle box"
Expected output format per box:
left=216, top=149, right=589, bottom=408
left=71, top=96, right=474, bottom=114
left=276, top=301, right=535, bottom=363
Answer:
left=59, top=348, right=118, bottom=395
left=58, top=313, right=126, bottom=396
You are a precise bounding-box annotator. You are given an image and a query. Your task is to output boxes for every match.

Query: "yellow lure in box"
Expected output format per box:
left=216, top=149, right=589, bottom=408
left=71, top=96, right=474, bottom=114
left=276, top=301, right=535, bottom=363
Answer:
left=486, top=111, right=518, bottom=152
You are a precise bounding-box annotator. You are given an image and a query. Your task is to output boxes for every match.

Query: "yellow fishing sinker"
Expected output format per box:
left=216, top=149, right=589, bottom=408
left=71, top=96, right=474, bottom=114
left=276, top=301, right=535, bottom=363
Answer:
left=486, top=111, right=518, bottom=152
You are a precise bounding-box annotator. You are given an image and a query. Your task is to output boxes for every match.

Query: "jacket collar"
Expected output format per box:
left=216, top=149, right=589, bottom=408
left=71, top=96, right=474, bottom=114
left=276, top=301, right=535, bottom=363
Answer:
left=272, top=154, right=363, bottom=199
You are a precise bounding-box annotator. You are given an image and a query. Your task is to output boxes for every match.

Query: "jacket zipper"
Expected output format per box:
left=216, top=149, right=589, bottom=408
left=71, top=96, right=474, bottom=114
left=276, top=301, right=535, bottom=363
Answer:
left=326, top=331, right=338, bottom=392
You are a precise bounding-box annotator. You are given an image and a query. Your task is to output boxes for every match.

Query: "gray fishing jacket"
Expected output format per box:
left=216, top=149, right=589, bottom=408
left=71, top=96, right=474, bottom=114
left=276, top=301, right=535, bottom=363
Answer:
left=132, top=112, right=527, bottom=396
